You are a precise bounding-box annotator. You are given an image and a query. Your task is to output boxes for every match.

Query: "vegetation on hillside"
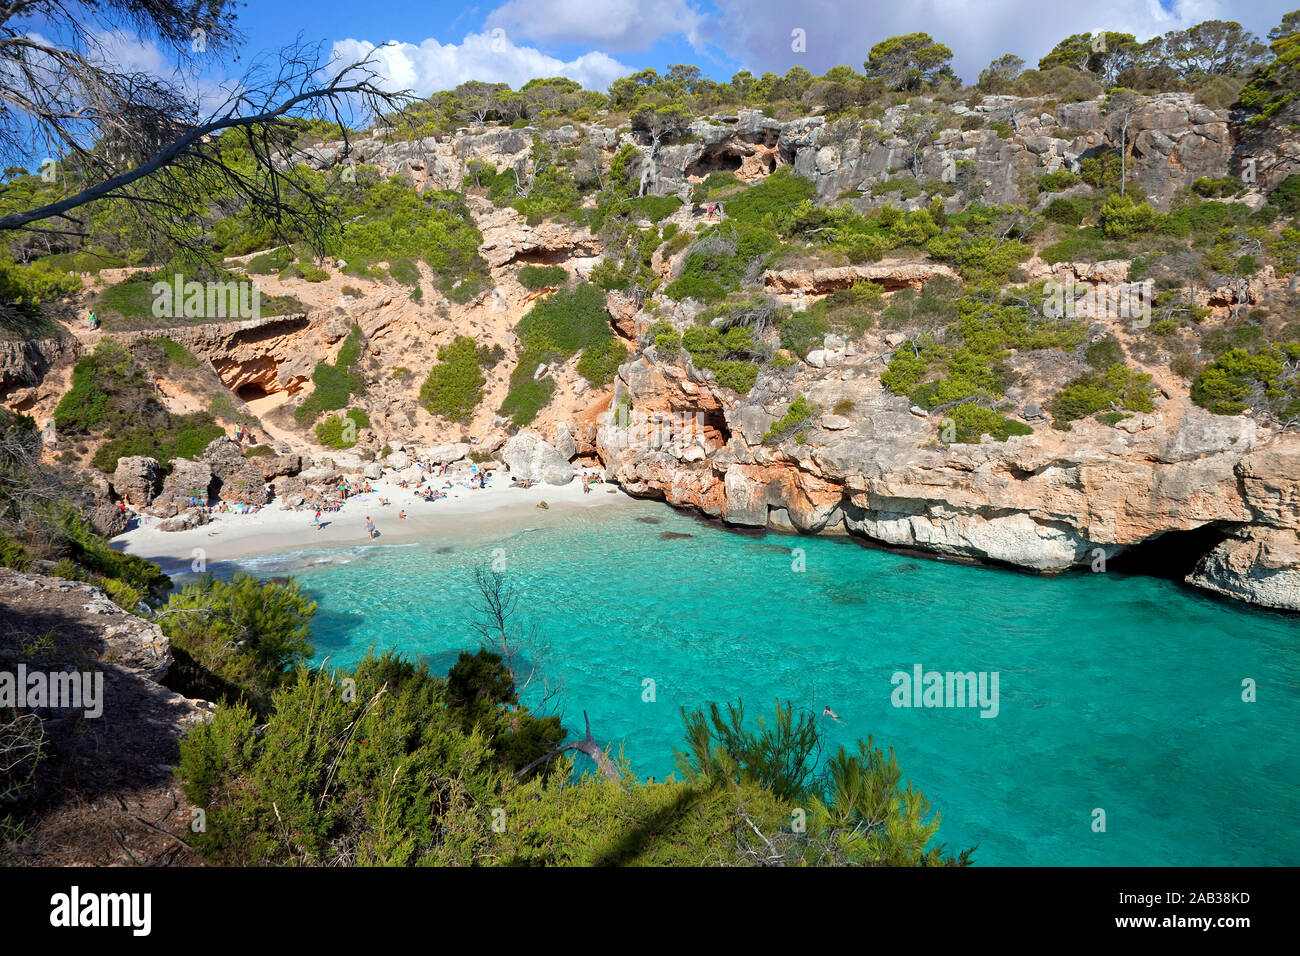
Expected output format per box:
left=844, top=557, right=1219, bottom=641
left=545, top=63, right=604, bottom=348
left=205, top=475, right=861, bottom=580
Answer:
left=53, top=341, right=227, bottom=473
left=419, top=336, right=493, bottom=422
left=502, top=282, right=623, bottom=424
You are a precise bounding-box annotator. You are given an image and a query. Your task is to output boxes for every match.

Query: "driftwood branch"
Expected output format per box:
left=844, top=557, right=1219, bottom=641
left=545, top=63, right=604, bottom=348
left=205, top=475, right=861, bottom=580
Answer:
left=514, top=711, right=621, bottom=782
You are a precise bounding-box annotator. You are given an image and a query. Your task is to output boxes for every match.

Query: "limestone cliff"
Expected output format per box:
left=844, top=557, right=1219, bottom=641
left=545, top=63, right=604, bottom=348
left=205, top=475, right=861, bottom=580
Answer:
left=594, top=314, right=1300, bottom=611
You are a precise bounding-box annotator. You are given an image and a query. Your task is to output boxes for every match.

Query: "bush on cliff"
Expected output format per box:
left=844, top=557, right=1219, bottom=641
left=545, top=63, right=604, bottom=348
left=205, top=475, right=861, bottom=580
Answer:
left=419, top=336, right=488, bottom=422
left=942, top=403, right=1033, bottom=443
left=517, top=264, right=567, bottom=289
left=502, top=282, right=621, bottom=418
left=314, top=408, right=369, bottom=449
left=1192, top=343, right=1300, bottom=419
left=295, top=324, right=367, bottom=426
left=762, top=395, right=821, bottom=443
left=54, top=342, right=226, bottom=472
left=1047, top=363, right=1156, bottom=427
left=92, top=413, right=225, bottom=473
left=499, top=349, right=556, bottom=426
left=681, top=324, right=762, bottom=393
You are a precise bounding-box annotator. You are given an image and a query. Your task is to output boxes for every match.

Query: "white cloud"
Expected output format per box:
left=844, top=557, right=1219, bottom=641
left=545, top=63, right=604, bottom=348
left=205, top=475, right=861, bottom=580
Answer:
left=329, top=31, right=633, bottom=96
left=708, top=0, right=1298, bottom=83
left=485, top=0, right=706, bottom=53
left=89, top=30, right=236, bottom=116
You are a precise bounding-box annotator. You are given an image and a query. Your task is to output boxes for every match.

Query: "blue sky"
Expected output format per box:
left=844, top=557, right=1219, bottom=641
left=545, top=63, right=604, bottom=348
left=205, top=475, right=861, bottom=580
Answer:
left=120, top=1, right=1300, bottom=99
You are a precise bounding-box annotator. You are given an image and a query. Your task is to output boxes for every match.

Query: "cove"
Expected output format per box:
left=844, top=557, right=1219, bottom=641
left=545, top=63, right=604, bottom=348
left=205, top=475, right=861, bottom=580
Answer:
left=224, top=499, right=1300, bottom=867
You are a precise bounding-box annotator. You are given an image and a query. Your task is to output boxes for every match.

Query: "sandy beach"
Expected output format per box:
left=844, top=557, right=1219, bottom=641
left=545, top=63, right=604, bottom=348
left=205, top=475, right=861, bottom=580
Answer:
left=112, top=467, right=641, bottom=571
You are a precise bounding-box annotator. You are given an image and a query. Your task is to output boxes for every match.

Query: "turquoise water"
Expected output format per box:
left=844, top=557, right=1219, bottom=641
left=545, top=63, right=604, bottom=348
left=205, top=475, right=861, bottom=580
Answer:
left=224, top=500, right=1300, bottom=866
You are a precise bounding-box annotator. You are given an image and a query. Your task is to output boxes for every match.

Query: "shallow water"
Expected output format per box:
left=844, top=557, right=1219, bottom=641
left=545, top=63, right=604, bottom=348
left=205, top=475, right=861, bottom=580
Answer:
left=221, top=500, right=1300, bottom=866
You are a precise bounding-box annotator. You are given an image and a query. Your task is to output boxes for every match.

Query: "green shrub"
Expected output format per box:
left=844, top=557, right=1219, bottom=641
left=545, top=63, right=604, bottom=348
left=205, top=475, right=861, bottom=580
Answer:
left=927, top=234, right=1031, bottom=282
left=246, top=248, right=293, bottom=274
left=1041, top=228, right=1107, bottom=264
left=647, top=319, right=682, bottom=353
left=778, top=309, right=830, bottom=357
left=1269, top=175, right=1300, bottom=218
left=1192, top=176, right=1244, bottom=199
left=92, top=413, right=225, bottom=472
left=499, top=349, right=556, bottom=426
left=517, top=265, right=568, bottom=289
left=0, top=255, right=80, bottom=308
left=575, top=335, right=627, bottom=385
left=314, top=409, right=369, bottom=448
left=1043, top=197, right=1090, bottom=226
left=624, top=194, right=683, bottom=223
left=666, top=222, right=778, bottom=302
left=1039, top=169, right=1082, bottom=193
left=943, top=403, right=1033, bottom=443
left=161, top=573, right=315, bottom=715
left=724, top=168, right=818, bottom=230
left=0, top=534, right=35, bottom=571
left=881, top=292, right=1086, bottom=410
left=279, top=260, right=330, bottom=282
left=1099, top=194, right=1160, bottom=239
left=1085, top=337, right=1125, bottom=370
left=763, top=396, right=820, bottom=442
left=333, top=180, right=490, bottom=300
left=387, top=257, right=421, bottom=287
left=1192, top=344, right=1300, bottom=418
left=515, top=282, right=613, bottom=356
left=54, top=341, right=132, bottom=433
left=157, top=338, right=199, bottom=367
left=1047, top=364, right=1156, bottom=426
left=1080, top=152, right=1123, bottom=190
left=681, top=324, right=762, bottom=393
left=295, top=325, right=366, bottom=426
left=508, top=281, right=620, bottom=400
left=690, top=171, right=743, bottom=203
left=419, top=336, right=487, bottom=422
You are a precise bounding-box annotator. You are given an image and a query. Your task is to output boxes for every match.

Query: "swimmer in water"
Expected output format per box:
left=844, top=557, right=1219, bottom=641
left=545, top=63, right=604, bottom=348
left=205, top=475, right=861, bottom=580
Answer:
left=822, top=706, right=840, bottom=720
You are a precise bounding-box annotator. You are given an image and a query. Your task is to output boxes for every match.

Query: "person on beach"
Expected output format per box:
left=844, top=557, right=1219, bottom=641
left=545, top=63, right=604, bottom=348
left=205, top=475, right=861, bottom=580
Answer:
left=365, top=516, right=376, bottom=540
left=398, top=509, right=406, bottom=519
left=314, top=509, right=322, bottom=530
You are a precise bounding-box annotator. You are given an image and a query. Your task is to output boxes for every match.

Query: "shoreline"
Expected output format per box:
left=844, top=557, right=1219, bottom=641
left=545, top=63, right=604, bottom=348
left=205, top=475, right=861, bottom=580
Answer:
left=112, top=468, right=638, bottom=571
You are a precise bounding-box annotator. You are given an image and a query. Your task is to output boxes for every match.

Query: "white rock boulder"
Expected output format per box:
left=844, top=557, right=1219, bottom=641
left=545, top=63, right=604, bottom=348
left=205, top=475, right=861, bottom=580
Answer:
left=502, top=431, right=574, bottom=485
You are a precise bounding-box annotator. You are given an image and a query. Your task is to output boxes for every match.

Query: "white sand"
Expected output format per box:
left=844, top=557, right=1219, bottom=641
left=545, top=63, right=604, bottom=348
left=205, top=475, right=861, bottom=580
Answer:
left=112, top=468, right=639, bottom=571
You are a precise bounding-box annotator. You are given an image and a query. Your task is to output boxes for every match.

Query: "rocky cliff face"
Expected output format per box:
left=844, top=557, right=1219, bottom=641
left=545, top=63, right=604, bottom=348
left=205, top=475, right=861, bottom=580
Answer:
left=0, top=335, right=80, bottom=399
left=0, top=569, right=210, bottom=864
left=290, top=92, right=1235, bottom=213
left=595, top=312, right=1300, bottom=611
left=626, top=94, right=1233, bottom=210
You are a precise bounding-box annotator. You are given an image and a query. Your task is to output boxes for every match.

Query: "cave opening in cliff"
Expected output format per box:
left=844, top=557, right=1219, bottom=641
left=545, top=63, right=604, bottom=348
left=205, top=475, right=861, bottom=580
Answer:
left=699, top=409, right=730, bottom=447
left=1105, top=524, right=1232, bottom=580
left=686, top=151, right=744, bottom=178
left=515, top=248, right=573, bottom=266
left=236, top=382, right=271, bottom=402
